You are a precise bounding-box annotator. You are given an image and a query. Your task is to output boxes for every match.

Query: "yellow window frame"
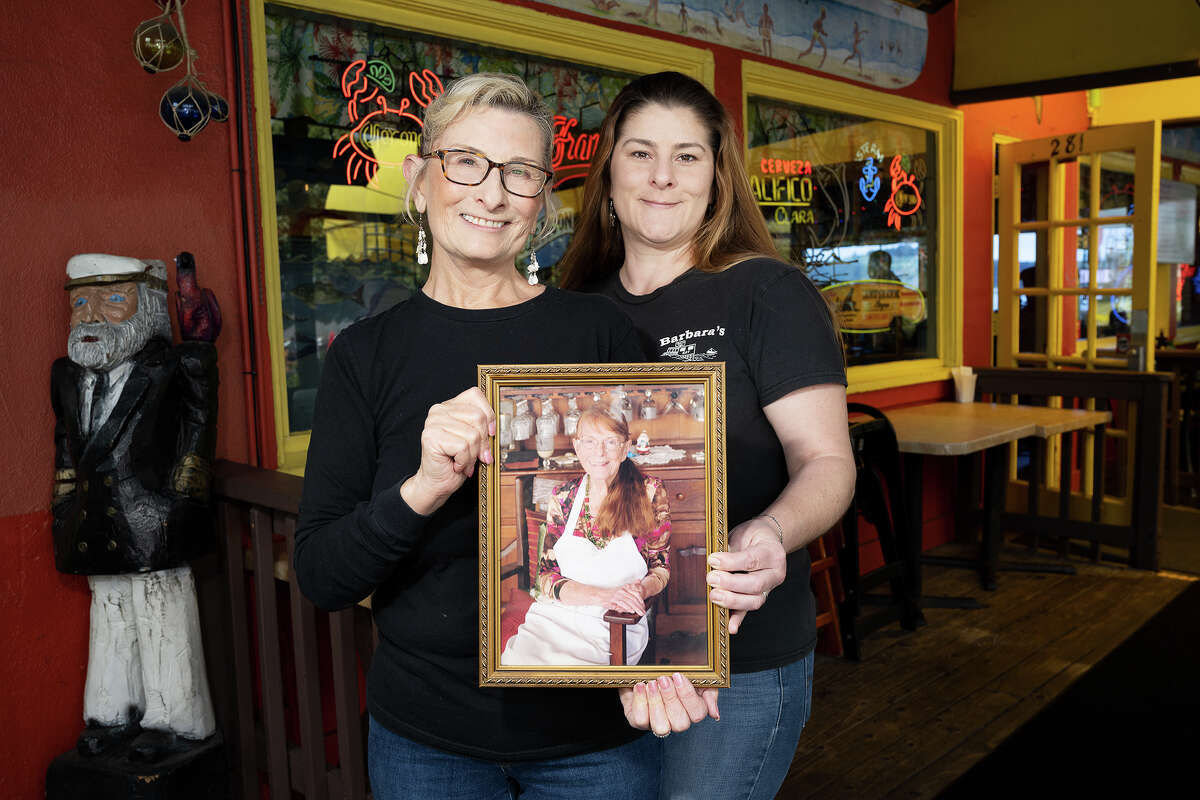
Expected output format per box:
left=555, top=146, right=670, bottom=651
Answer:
left=741, top=60, right=965, bottom=395
left=248, top=0, right=713, bottom=473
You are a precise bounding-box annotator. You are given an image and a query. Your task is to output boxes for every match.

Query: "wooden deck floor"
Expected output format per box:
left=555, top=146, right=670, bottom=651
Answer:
left=779, top=553, right=1193, bottom=799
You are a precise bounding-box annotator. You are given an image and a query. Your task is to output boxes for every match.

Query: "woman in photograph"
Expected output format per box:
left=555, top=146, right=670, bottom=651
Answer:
left=501, top=406, right=670, bottom=667
left=560, top=71, right=857, bottom=799
left=294, top=73, right=703, bottom=800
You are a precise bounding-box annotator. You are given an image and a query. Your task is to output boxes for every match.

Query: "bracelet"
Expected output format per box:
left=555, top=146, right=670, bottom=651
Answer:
left=551, top=579, right=567, bottom=600
left=754, top=514, right=784, bottom=545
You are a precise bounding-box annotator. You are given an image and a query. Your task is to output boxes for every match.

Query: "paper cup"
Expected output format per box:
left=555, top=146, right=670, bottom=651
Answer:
left=953, top=371, right=977, bottom=403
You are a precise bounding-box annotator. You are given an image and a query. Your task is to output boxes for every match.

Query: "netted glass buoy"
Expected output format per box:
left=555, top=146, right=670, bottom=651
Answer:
left=133, top=13, right=184, bottom=74
left=159, top=77, right=212, bottom=141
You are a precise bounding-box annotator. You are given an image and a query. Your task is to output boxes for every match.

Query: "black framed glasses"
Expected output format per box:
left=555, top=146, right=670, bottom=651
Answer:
left=422, top=148, right=552, bottom=198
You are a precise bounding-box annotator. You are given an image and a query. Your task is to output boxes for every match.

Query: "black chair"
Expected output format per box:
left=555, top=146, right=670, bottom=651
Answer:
left=836, top=403, right=924, bottom=660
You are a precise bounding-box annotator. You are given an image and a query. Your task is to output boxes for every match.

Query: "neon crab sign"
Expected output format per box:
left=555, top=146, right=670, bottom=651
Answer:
left=332, top=59, right=443, bottom=185
left=882, top=154, right=922, bottom=231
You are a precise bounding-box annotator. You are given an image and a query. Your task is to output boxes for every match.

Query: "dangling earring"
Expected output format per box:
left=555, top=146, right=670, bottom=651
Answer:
left=416, top=219, right=428, bottom=265
left=526, top=246, right=540, bottom=286
left=608, top=198, right=618, bottom=228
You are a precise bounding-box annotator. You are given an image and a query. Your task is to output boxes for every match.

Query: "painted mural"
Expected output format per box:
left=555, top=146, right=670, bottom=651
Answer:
left=544, top=0, right=926, bottom=88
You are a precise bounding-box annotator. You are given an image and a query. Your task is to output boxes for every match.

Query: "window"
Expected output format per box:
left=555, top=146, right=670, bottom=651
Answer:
left=250, top=0, right=711, bottom=471
left=742, top=61, right=962, bottom=392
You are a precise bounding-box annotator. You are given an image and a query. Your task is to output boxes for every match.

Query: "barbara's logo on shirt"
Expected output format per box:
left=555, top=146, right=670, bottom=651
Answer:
left=657, top=326, right=725, bottom=361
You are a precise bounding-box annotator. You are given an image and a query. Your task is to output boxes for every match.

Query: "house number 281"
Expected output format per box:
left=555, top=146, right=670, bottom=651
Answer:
left=1050, top=134, right=1083, bottom=157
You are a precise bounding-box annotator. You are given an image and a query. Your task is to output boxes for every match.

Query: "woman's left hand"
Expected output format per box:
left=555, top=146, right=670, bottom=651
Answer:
left=706, top=518, right=788, bottom=634
left=619, top=673, right=720, bottom=736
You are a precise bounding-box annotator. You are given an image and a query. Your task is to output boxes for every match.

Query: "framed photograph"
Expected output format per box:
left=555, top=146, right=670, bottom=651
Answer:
left=478, top=363, right=729, bottom=688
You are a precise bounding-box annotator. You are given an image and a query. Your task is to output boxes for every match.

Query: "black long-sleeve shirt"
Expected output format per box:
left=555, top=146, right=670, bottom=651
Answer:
left=295, top=287, right=646, bottom=760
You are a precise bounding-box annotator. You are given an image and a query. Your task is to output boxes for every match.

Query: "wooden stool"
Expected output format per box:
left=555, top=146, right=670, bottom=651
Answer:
left=808, top=533, right=843, bottom=656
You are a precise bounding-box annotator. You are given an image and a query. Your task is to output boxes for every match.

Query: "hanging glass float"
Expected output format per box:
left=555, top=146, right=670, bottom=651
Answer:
left=160, top=76, right=212, bottom=141
left=132, top=11, right=184, bottom=73
left=207, top=93, right=230, bottom=123
left=136, top=0, right=225, bottom=140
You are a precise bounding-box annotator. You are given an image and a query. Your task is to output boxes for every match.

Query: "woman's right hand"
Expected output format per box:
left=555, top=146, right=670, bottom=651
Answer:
left=560, top=581, right=646, bottom=615
left=620, top=674, right=720, bottom=736
left=400, top=387, right=496, bottom=516
left=601, top=582, right=647, bottom=615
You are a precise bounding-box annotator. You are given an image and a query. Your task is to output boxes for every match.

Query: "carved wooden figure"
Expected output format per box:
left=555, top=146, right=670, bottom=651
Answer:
left=50, top=253, right=220, bottom=767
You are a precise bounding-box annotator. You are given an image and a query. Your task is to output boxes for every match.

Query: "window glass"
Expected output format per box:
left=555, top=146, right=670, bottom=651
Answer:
left=265, top=3, right=633, bottom=433
left=746, top=96, right=937, bottom=366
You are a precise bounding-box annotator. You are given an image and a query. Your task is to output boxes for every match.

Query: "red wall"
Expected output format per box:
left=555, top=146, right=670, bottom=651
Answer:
left=0, top=2, right=251, bottom=796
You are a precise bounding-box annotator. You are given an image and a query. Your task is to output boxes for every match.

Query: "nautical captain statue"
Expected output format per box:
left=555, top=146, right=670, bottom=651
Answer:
left=50, top=253, right=219, bottom=765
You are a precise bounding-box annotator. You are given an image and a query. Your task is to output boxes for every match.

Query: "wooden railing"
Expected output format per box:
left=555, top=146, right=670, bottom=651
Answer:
left=973, top=367, right=1171, bottom=570
left=208, top=460, right=373, bottom=800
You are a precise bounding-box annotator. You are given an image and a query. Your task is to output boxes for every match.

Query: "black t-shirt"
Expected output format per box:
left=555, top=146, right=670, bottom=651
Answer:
left=294, top=287, right=646, bottom=761
left=593, top=258, right=846, bottom=671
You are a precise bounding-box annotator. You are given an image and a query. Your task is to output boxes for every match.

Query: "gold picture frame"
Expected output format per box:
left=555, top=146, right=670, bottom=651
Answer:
left=478, top=363, right=729, bottom=688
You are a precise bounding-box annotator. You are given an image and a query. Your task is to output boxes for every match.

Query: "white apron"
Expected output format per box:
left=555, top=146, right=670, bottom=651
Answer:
left=501, top=476, right=650, bottom=666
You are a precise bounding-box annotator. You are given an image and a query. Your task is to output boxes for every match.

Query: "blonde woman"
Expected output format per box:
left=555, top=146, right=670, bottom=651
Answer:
left=295, top=74, right=659, bottom=799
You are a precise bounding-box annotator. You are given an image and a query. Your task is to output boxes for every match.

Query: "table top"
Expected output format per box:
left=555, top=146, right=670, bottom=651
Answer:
left=881, top=402, right=1112, bottom=456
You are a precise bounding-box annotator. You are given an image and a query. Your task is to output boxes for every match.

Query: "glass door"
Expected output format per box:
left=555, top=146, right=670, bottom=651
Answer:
left=996, top=122, right=1162, bottom=524
left=997, top=121, right=1162, bottom=372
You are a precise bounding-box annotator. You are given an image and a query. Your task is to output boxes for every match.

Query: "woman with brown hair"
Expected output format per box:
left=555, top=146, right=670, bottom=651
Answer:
left=502, top=406, right=670, bottom=666
left=559, top=71, right=856, bottom=799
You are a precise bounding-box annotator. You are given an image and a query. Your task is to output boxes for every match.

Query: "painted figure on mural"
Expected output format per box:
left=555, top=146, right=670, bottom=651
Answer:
left=797, top=6, right=829, bottom=68
left=757, top=3, right=774, bottom=58
left=843, top=20, right=868, bottom=74
left=50, top=253, right=220, bottom=763
left=724, top=0, right=748, bottom=25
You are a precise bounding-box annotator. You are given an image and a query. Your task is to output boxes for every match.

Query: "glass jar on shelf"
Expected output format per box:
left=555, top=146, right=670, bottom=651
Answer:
left=689, top=387, right=705, bottom=423
left=664, top=389, right=686, bottom=415
left=499, top=397, right=514, bottom=450
left=564, top=394, right=582, bottom=436
left=536, top=396, right=559, bottom=437
left=610, top=388, right=633, bottom=424
left=640, top=389, right=657, bottom=420
left=511, top=397, right=534, bottom=443
left=535, top=430, right=556, bottom=468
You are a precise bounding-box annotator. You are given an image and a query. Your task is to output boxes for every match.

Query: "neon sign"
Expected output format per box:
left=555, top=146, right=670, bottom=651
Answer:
left=751, top=173, right=816, bottom=224
left=859, top=157, right=880, bottom=201
left=332, top=60, right=443, bottom=185
left=882, top=155, right=922, bottom=230
left=759, top=158, right=812, bottom=176
left=551, top=115, right=598, bottom=188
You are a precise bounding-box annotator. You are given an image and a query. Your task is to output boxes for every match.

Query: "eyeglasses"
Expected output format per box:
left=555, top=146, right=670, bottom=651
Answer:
left=422, top=148, right=552, bottom=198
left=575, top=437, right=626, bottom=453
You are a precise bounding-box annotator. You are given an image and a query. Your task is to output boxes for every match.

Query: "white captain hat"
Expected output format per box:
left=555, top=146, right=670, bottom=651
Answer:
left=65, top=254, right=167, bottom=291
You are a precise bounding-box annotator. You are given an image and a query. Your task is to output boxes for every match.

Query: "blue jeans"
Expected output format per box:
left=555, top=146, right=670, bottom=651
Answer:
left=659, top=652, right=815, bottom=800
left=368, top=716, right=659, bottom=800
